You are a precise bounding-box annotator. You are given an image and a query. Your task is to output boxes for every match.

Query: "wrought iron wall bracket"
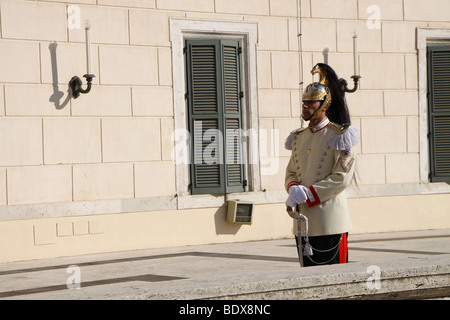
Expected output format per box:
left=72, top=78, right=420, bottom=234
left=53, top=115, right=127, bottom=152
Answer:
left=69, top=74, right=95, bottom=99
left=341, top=75, right=361, bottom=94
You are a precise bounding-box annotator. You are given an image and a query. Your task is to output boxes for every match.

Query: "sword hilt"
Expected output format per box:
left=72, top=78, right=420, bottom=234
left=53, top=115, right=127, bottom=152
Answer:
left=286, top=206, right=310, bottom=244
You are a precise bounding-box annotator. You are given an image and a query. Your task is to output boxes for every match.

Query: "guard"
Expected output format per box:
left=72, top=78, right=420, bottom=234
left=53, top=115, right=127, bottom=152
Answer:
left=285, top=63, right=359, bottom=267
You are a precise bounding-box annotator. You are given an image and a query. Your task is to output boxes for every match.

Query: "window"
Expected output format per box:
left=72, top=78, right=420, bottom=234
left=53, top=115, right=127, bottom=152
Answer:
left=184, top=38, right=247, bottom=195
left=427, top=44, right=450, bottom=182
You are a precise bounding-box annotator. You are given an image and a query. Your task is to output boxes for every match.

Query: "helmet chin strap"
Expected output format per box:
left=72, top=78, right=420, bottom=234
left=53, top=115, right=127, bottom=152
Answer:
left=304, top=99, right=327, bottom=121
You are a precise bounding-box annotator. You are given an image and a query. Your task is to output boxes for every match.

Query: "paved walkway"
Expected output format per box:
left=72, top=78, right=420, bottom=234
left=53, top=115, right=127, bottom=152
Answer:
left=0, top=229, right=449, bottom=301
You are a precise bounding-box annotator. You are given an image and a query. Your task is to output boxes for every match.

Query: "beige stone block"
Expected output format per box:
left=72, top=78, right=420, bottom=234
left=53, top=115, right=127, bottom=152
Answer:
left=129, top=10, right=171, bottom=46
left=68, top=6, right=129, bottom=45
left=349, top=194, right=450, bottom=234
left=404, top=0, right=450, bottom=22
left=358, top=0, right=404, bottom=21
left=259, top=118, right=274, bottom=131
left=346, top=90, right=384, bottom=117
left=102, top=118, right=161, bottom=162
left=288, top=17, right=312, bottom=52
left=257, top=52, right=272, bottom=89
left=298, top=53, right=313, bottom=87
left=135, top=162, right=176, bottom=198
left=324, top=53, right=361, bottom=80
left=89, top=220, right=104, bottom=234
left=0, top=86, right=4, bottom=117
left=57, top=222, right=73, bottom=237
left=270, top=0, right=309, bottom=17
left=161, top=118, right=175, bottom=161
left=73, top=163, right=134, bottom=201
left=290, top=90, right=302, bottom=118
left=258, top=118, right=274, bottom=159
left=72, top=86, right=131, bottom=116
left=271, top=52, right=299, bottom=89
left=98, top=0, right=155, bottom=8
left=156, top=0, right=214, bottom=12
left=311, top=0, right=357, bottom=19
left=0, top=1, right=66, bottom=41
left=40, top=42, right=99, bottom=86
left=43, top=118, right=101, bottom=165
left=73, top=221, right=89, bottom=235
left=291, top=30, right=329, bottom=61
left=384, top=90, right=418, bottom=116
left=407, top=116, right=419, bottom=153
left=99, top=46, right=158, bottom=85
left=386, top=153, right=419, bottom=184
left=0, top=169, right=6, bottom=206
left=158, top=48, right=173, bottom=86
left=5, top=85, right=70, bottom=116
left=185, top=12, right=245, bottom=20
left=428, top=22, right=450, bottom=29
left=312, top=52, right=354, bottom=82
left=274, top=118, right=302, bottom=157
left=337, top=21, right=381, bottom=53
left=216, top=0, right=268, bottom=15
left=258, top=90, right=291, bottom=118
left=382, top=22, right=426, bottom=53
left=288, top=19, right=299, bottom=52
left=354, top=154, right=385, bottom=185
left=132, top=87, right=173, bottom=116
left=361, top=117, right=407, bottom=154
left=405, top=54, right=418, bottom=90
left=34, top=224, right=57, bottom=246
left=8, top=166, right=72, bottom=205
left=0, top=118, right=42, bottom=166
left=0, top=41, right=40, bottom=83
left=260, top=156, right=290, bottom=190
left=351, top=118, right=362, bottom=155
left=301, top=19, right=336, bottom=52
left=43, top=0, right=95, bottom=3
left=360, top=54, right=405, bottom=90
left=249, top=17, right=289, bottom=51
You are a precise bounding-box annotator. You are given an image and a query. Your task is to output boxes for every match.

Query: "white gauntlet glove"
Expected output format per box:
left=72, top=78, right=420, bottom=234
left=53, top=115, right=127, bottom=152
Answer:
left=285, top=195, right=297, bottom=208
left=285, top=185, right=308, bottom=207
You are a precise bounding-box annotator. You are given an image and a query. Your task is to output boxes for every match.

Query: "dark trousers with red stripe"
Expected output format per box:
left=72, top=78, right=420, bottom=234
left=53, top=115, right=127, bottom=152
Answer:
left=296, top=233, right=348, bottom=267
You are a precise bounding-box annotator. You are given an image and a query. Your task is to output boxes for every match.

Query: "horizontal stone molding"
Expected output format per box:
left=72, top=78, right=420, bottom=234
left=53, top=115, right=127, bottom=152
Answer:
left=1, top=182, right=450, bottom=221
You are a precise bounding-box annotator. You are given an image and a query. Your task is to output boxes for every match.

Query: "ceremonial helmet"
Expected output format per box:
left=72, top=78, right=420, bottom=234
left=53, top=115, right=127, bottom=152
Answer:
left=302, top=63, right=352, bottom=126
left=302, top=64, right=332, bottom=121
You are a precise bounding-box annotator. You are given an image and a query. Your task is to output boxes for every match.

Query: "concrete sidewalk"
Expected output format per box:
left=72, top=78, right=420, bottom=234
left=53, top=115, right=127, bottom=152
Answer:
left=0, top=229, right=449, bottom=300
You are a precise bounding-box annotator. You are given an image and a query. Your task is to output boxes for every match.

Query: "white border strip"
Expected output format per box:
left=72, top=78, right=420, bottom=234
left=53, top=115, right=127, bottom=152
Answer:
left=416, top=27, right=450, bottom=183
left=1, top=182, right=450, bottom=221
left=169, top=18, right=260, bottom=198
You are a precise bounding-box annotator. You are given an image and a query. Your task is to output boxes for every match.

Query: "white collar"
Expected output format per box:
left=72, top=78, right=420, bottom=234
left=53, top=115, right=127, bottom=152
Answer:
left=309, top=117, right=330, bottom=133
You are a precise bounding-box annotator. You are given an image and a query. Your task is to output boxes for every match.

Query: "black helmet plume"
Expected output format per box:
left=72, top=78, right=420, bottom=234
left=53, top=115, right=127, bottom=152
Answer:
left=315, top=63, right=351, bottom=125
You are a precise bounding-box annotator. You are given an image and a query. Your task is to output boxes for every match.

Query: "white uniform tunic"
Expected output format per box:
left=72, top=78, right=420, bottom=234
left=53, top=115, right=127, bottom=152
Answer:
left=284, top=117, right=359, bottom=237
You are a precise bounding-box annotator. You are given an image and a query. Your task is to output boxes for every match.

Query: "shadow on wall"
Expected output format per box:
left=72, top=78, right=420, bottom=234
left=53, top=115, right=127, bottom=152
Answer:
left=214, top=203, right=242, bottom=235
left=48, top=41, right=71, bottom=109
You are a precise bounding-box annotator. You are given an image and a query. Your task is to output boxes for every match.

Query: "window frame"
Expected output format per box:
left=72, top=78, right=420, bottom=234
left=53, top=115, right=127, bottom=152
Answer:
left=169, top=18, right=260, bottom=203
left=417, top=28, right=450, bottom=185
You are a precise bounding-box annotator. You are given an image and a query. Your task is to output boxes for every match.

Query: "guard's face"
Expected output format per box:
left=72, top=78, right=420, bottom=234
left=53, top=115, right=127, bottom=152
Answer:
left=302, top=100, right=322, bottom=120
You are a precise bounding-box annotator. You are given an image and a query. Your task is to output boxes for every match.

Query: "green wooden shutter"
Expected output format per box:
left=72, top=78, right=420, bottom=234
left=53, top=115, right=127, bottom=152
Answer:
left=427, top=45, right=450, bottom=182
left=222, top=40, right=246, bottom=193
left=185, top=39, right=246, bottom=194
